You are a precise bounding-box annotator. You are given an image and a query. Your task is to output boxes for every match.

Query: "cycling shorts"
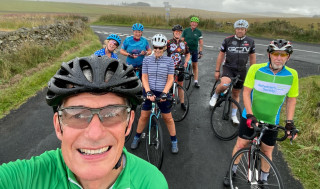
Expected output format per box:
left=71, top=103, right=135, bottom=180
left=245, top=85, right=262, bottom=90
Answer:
left=175, top=67, right=185, bottom=82
left=142, top=90, right=172, bottom=114
left=238, top=117, right=278, bottom=146
left=190, top=50, right=198, bottom=63
left=221, top=65, right=246, bottom=89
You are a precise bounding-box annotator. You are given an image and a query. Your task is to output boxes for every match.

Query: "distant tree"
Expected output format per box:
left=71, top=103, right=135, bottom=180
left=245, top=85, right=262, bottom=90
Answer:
left=121, top=2, right=150, bottom=6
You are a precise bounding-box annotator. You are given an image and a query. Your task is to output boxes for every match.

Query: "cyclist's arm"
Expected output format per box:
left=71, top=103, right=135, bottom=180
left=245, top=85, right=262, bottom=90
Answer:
left=141, top=73, right=151, bottom=92
left=243, top=86, right=253, bottom=115
left=286, top=97, right=296, bottom=121
left=120, top=49, right=130, bottom=56
left=199, top=38, right=203, bottom=52
left=185, top=53, right=191, bottom=66
left=249, top=53, right=256, bottom=66
left=146, top=46, right=152, bottom=56
left=163, top=74, right=174, bottom=94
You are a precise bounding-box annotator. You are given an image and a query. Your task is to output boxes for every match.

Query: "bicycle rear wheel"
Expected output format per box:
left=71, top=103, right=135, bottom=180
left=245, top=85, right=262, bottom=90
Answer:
left=183, top=63, right=193, bottom=91
left=229, top=148, right=283, bottom=189
left=145, top=115, right=164, bottom=169
left=210, top=98, right=241, bottom=141
left=171, top=84, right=189, bottom=122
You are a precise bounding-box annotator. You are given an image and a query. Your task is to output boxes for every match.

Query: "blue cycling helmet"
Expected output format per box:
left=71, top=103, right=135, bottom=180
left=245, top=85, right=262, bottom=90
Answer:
left=132, top=23, right=144, bottom=31
left=107, top=34, right=121, bottom=46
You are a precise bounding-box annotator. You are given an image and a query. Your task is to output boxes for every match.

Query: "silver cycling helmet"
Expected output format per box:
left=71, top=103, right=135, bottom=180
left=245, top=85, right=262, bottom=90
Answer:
left=152, top=34, right=167, bottom=47
left=234, top=19, right=249, bottom=29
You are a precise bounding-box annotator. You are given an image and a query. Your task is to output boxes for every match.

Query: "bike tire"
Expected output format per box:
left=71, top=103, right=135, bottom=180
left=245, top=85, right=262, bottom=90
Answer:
left=210, top=79, right=220, bottom=99
left=171, top=84, right=189, bottom=122
left=145, top=115, right=164, bottom=169
left=126, top=104, right=142, bottom=143
left=183, top=63, right=193, bottom=91
left=229, top=148, right=284, bottom=189
left=210, top=98, right=241, bottom=141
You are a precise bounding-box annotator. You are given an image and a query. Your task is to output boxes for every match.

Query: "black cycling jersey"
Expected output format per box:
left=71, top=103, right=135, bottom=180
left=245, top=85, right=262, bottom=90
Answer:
left=220, top=35, right=255, bottom=71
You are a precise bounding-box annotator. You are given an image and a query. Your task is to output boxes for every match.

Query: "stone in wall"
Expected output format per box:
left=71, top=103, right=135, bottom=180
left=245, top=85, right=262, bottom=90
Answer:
left=0, top=19, right=86, bottom=53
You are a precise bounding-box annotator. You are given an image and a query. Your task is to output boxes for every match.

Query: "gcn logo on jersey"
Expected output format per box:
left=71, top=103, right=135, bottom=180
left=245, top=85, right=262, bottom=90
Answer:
left=228, top=47, right=251, bottom=54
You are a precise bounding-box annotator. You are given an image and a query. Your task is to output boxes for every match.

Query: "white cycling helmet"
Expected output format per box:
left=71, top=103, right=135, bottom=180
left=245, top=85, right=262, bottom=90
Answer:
left=152, top=34, right=167, bottom=47
left=234, top=19, right=249, bottom=29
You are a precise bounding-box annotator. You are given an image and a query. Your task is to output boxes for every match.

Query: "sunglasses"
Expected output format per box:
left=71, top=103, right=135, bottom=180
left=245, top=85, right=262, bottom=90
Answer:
left=153, top=46, right=164, bottom=50
left=271, top=51, right=289, bottom=57
left=58, top=105, right=131, bottom=129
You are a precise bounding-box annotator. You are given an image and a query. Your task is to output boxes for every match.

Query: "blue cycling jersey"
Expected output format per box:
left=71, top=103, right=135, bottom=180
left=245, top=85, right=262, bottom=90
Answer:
left=121, top=36, right=150, bottom=67
left=94, top=48, right=118, bottom=59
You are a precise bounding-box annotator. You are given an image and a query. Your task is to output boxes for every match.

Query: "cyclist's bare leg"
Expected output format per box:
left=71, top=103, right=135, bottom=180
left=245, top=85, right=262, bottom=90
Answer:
left=192, top=62, right=198, bottom=81
left=232, top=137, right=251, bottom=164
left=215, top=76, right=231, bottom=94
left=177, top=81, right=184, bottom=103
left=231, top=89, right=241, bottom=109
left=260, top=142, right=275, bottom=173
left=136, top=110, right=151, bottom=133
left=161, top=113, right=176, bottom=136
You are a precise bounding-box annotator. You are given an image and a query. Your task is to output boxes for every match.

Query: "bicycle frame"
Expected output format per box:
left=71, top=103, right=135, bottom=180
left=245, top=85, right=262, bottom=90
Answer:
left=147, top=100, right=161, bottom=146
left=220, top=75, right=240, bottom=120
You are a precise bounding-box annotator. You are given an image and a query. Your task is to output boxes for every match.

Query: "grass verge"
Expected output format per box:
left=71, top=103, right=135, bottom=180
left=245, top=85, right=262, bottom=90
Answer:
left=0, top=29, right=101, bottom=119
left=279, top=75, right=320, bottom=189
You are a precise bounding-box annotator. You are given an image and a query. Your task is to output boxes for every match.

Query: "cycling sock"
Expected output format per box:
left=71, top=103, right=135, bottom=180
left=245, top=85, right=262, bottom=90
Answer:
left=170, top=135, right=177, bottom=142
left=232, top=108, right=237, bottom=117
left=232, top=164, right=238, bottom=173
left=134, top=133, right=142, bottom=139
left=212, top=92, right=219, bottom=98
left=260, top=171, right=269, bottom=181
left=194, top=80, right=198, bottom=83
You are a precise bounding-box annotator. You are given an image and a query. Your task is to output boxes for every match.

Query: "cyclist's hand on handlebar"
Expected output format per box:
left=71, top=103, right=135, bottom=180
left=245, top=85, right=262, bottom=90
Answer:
left=184, top=61, right=188, bottom=68
left=146, top=91, right=155, bottom=101
left=198, top=51, right=203, bottom=59
left=246, top=114, right=258, bottom=129
left=140, top=50, right=146, bottom=56
left=128, top=53, right=135, bottom=58
left=160, top=92, right=168, bottom=102
left=285, top=121, right=298, bottom=140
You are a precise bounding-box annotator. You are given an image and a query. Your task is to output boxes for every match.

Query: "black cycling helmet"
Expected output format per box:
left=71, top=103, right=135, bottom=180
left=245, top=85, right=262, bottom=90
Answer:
left=267, top=39, right=293, bottom=55
left=172, top=24, right=183, bottom=31
left=46, top=55, right=142, bottom=111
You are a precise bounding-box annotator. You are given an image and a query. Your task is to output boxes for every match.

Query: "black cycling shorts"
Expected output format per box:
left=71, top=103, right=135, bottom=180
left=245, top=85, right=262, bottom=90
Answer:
left=221, top=65, right=246, bottom=89
left=238, top=117, right=278, bottom=146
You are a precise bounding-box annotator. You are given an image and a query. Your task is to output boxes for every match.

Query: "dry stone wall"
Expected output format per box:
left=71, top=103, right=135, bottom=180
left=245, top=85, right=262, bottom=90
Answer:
left=0, top=19, right=86, bottom=53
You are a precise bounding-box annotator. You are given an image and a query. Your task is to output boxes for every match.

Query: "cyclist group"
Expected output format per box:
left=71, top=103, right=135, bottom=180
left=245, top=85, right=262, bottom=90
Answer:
left=0, top=16, right=299, bottom=189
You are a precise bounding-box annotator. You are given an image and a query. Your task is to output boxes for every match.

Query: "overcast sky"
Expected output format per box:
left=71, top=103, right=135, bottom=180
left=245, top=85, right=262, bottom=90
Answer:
left=35, top=0, right=320, bottom=16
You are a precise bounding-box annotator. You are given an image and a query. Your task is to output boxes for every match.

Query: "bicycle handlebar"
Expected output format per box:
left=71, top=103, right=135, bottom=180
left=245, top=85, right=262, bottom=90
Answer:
left=242, top=121, right=299, bottom=144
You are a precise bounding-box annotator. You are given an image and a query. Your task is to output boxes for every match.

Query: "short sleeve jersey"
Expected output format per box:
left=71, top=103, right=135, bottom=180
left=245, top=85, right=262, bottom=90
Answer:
left=94, top=48, right=118, bottom=59
left=220, top=35, right=255, bottom=71
left=242, top=62, right=299, bottom=124
left=142, top=55, right=174, bottom=92
left=181, top=27, right=202, bottom=51
left=0, top=148, right=168, bottom=189
left=121, top=36, right=150, bottom=67
left=167, top=38, right=190, bottom=66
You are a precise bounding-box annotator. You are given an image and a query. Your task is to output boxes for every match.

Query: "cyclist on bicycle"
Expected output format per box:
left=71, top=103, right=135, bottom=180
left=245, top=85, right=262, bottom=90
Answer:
left=209, top=19, right=256, bottom=125
left=224, top=39, right=299, bottom=187
left=120, top=23, right=152, bottom=79
left=131, top=34, right=179, bottom=154
left=94, top=34, right=121, bottom=59
left=181, top=16, right=203, bottom=88
left=0, top=56, right=168, bottom=188
left=167, top=24, right=191, bottom=111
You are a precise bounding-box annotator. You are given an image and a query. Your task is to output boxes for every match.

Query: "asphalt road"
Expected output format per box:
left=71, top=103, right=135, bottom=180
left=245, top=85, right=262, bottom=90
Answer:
left=1, top=25, right=319, bottom=188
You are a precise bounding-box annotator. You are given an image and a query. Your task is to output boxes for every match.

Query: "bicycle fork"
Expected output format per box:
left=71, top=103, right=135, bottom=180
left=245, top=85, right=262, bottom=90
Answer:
left=247, top=141, right=260, bottom=184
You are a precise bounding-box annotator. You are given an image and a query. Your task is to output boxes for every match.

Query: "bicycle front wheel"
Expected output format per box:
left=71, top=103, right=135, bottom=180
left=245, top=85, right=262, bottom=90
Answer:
left=171, top=84, right=189, bottom=122
left=183, top=64, right=193, bottom=91
left=145, top=115, right=164, bottom=169
left=210, top=98, right=241, bottom=141
left=229, top=148, right=284, bottom=189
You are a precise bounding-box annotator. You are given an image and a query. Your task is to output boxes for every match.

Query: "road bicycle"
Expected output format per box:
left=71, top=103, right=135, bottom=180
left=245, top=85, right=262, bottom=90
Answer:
left=210, top=75, right=242, bottom=140
left=170, top=65, right=190, bottom=122
left=183, top=59, right=193, bottom=91
left=227, top=121, right=299, bottom=189
left=145, top=97, right=167, bottom=169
